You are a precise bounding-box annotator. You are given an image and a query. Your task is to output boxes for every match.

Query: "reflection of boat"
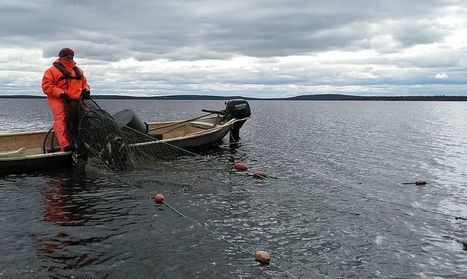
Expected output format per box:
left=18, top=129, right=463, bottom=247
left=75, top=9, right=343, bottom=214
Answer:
left=0, top=99, right=251, bottom=174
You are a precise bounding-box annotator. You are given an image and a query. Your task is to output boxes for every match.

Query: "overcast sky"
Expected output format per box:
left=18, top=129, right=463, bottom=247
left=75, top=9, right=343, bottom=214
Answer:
left=1, top=0, right=466, bottom=98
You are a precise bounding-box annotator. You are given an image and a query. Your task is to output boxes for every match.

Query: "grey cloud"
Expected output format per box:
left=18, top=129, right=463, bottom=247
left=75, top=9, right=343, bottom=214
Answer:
left=0, top=0, right=466, bottom=97
left=0, top=0, right=460, bottom=61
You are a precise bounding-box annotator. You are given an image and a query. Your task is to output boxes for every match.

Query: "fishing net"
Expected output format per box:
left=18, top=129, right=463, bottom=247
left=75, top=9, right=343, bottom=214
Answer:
left=74, top=99, right=233, bottom=188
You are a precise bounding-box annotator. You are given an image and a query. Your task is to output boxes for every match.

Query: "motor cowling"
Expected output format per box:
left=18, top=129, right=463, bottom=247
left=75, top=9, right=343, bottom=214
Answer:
left=224, top=99, right=251, bottom=120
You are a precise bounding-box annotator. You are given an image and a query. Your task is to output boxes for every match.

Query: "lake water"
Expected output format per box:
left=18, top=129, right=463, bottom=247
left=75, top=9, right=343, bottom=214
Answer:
left=1, top=99, right=466, bottom=278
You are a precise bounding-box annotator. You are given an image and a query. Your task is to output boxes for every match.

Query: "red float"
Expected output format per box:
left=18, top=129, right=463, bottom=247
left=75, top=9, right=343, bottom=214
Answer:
left=234, top=162, right=249, bottom=171
left=153, top=193, right=165, bottom=204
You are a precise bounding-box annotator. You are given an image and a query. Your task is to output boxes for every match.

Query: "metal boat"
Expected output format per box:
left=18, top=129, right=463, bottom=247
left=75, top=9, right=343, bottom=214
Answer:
left=0, top=99, right=251, bottom=174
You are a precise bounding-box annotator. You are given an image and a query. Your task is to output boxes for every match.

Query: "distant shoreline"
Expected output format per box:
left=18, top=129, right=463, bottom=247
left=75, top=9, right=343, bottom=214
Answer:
left=1, top=94, right=467, bottom=101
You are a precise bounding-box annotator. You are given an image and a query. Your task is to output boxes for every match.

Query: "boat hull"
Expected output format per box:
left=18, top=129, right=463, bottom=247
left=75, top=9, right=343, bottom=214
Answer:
left=0, top=116, right=247, bottom=174
left=0, top=152, right=73, bottom=175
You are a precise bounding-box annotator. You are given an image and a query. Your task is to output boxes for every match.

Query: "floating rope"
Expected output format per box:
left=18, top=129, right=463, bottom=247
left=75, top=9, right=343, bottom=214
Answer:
left=312, top=181, right=467, bottom=222
left=268, top=157, right=467, bottom=223
left=161, top=199, right=303, bottom=278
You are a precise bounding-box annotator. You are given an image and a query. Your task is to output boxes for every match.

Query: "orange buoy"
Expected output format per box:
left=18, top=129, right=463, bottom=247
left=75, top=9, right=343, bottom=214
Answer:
left=253, top=171, right=267, bottom=179
left=255, top=250, right=270, bottom=265
left=234, top=162, right=249, bottom=171
left=153, top=193, right=165, bottom=204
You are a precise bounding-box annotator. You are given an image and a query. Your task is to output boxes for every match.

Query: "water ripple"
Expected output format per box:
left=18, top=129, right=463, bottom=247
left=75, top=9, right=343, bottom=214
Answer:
left=1, top=100, right=467, bottom=278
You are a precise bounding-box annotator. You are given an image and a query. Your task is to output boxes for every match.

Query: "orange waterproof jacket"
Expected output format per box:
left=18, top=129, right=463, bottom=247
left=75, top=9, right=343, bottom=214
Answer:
left=42, top=59, right=90, bottom=100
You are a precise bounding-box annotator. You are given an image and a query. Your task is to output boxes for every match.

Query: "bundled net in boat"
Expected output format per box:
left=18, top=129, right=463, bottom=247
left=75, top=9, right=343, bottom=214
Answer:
left=75, top=100, right=231, bottom=188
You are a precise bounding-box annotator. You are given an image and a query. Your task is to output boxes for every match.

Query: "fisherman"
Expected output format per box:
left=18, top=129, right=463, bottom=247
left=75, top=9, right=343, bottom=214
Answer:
left=41, top=48, right=91, bottom=152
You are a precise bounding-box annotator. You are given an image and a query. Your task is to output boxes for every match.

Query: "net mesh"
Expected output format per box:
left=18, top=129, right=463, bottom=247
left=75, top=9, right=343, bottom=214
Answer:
left=75, top=99, right=232, bottom=188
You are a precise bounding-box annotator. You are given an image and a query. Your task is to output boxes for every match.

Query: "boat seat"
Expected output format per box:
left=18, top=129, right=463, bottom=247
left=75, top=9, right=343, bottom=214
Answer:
left=189, top=122, right=216, bottom=129
left=0, top=147, right=26, bottom=158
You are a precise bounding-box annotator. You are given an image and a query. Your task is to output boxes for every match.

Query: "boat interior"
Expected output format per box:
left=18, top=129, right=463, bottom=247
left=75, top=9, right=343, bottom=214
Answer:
left=0, top=131, right=53, bottom=157
left=147, top=116, right=223, bottom=140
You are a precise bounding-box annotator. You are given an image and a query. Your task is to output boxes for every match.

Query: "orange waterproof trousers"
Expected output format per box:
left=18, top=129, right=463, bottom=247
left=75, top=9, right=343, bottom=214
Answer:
left=48, top=98, right=69, bottom=150
left=48, top=97, right=81, bottom=151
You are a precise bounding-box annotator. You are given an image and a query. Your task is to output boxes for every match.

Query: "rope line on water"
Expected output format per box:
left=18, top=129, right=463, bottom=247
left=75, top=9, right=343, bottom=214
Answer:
left=317, top=183, right=467, bottom=223
left=269, top=159, right=467, bottom=224
left=294, top=180, right=467, bottom=232
left=161, top=200, right=302, bottom=279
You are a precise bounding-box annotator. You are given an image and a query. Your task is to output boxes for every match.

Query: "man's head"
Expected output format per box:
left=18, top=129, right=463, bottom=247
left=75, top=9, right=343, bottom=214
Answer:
left=58, top=48, right=74, bottom=60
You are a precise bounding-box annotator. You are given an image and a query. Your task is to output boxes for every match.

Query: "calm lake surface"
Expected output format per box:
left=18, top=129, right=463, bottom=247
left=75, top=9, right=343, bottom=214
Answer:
left=1, top=99, right=466, bottom=278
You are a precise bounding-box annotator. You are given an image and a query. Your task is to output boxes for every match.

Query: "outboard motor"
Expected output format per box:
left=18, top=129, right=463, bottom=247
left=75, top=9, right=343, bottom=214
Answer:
left=224, top=99, right=251, bottom=142
left=224, top=99, right=251, bottom=120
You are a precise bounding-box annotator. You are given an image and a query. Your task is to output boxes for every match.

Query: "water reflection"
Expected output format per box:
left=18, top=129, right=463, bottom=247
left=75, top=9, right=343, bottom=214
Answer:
left=37, top=171, right=102, bottom=278
left=41, top=173, right=86, bottom=226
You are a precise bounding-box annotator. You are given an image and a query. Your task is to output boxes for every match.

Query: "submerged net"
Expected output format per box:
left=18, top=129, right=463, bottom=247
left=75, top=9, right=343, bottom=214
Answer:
left=75, top=99, right=232, bottom=188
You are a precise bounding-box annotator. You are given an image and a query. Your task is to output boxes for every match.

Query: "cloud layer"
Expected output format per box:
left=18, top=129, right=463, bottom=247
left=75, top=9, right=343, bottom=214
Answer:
left=1, top=0, right=467, bottom=97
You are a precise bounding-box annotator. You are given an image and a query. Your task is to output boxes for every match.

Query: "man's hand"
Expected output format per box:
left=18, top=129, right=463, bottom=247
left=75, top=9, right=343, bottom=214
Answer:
left=60, top=92, right=72, bottom=103
left=81, top=89, right=91, bottom=99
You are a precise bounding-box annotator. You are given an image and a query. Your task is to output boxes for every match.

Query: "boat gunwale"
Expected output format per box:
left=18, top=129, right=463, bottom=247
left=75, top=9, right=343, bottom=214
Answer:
left=0, top=130, right=49, bottom=137
left=0, top=151, right=72, bottom=161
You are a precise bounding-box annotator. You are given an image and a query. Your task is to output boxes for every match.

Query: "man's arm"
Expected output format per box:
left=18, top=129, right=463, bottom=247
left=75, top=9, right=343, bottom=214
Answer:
left=41, top=69, right=64, bottom=98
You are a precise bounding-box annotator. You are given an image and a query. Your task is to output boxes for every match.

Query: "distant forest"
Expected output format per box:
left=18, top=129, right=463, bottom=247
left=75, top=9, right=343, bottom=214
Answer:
left=1, top=94, right=467, bottom=101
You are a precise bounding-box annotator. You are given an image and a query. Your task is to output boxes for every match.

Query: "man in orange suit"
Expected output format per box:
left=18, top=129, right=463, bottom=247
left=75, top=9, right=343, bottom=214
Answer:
left=42, top=48, right=91, bottom=152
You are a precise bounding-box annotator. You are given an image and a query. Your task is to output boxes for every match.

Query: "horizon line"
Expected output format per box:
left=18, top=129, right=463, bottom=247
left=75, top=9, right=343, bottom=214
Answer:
left=1, top=93, right=467, bottom=101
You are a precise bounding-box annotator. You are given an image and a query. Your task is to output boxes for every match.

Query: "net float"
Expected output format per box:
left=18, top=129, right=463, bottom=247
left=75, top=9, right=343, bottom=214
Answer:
left=402, top=180, right=428, bottom=186
left=234, top=162, right=248, bottom=171
left=255, top=250, right=270, bottom=265
left=153, top=193, right=165, bottom=204
left=253, top=171, right=267, bottom=179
